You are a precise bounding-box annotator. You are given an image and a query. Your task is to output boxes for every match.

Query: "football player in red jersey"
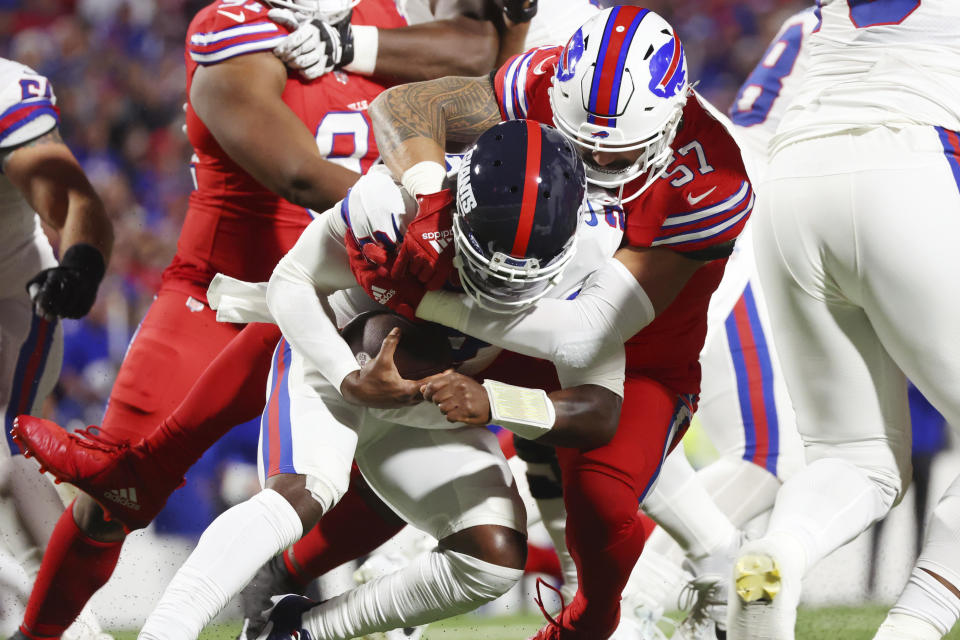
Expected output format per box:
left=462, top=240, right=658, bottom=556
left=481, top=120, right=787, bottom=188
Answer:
left=360, top=7, right=753, bottom=639
left=6, top=1, right=541, bottom=638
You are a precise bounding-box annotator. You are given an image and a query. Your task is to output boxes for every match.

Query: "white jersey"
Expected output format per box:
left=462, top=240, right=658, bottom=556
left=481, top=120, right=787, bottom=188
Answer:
left=773, top=0, right=960, bottom=153
left=0, top=58, right=58, bottom=298
left=728, top=7, right=818, bottom=181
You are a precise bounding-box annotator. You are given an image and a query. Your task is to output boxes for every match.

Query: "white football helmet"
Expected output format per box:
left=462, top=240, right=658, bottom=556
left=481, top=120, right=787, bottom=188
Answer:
left=265, top=0, right=358, bottom=22
left=549, top=7, right=689, bottom=201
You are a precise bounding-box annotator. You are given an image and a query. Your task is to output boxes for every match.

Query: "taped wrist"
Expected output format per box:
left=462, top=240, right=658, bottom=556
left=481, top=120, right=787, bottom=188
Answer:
left=343, top=25, right=378, bottom=74
left=401, top=161, right=447, bottom=197
left=61, top=243, right=106, bottom=285
left=482, top=379, right=555, bottom=440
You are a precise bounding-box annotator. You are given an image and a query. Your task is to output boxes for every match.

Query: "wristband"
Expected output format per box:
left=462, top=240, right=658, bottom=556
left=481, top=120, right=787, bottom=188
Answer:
left=344, top=25, right=378, bottom=75
left=401, top=161, right=447, bottom=197
left=61, top=243, right=106, bottom=283
left=482, top=379, right=555, bottom=440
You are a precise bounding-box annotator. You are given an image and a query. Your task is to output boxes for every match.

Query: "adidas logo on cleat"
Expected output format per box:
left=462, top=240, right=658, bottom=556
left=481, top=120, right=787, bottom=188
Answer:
left=103, top=488, right=141, bottom=511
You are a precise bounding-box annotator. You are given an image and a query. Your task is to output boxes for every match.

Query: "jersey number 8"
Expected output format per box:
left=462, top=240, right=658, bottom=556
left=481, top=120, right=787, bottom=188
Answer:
left=315, top=111, right=370, bottom=174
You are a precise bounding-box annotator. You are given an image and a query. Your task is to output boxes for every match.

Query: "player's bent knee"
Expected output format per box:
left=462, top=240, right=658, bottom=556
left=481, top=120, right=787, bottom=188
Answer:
left=441, top=547, right=526, bottom=603
left=805, top=441, right=905, bottom=508
left=439, top=524, right=528, bottom=571
left=265, top=473, right=337, bottom=531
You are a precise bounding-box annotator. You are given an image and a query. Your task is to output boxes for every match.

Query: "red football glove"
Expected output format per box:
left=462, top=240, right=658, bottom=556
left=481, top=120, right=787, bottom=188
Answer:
left=390, top=190, right=456, bottom=290
left=346, top=230, right=427, bottom=320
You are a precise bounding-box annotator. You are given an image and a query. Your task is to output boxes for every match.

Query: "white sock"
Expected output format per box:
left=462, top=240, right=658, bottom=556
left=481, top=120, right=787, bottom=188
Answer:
left=139, top=489, right=303, bottom=640
left=882, top=474, right=960, bottom=638
left=305, top=548, right=522, bottom=640
left=534, top=496, right=579, bottom=598
left=874, top=611, right=945, bottom=640
left=0, top=456, right=67, bottom=579
left=623, top=544, right=690, bottom=612
left=765, top=457, right=896, bottom=571
left=883, top=569, right=960, bottom=638
left=642, top=450, right=739, bottom=564
left=697, top=457, right=782, bottom=527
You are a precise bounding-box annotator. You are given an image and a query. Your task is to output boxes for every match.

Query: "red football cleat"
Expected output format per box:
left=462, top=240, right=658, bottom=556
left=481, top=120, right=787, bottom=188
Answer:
left=528, top=579, right=617, bottom=640
left=11, top=416, right=185, bottom=532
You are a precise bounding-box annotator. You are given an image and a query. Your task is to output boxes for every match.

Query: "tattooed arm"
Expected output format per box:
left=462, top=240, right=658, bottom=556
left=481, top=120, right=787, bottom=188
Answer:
left=3, top=128, right=113, bottom=263
left=369, top=74, right=501, bottom=180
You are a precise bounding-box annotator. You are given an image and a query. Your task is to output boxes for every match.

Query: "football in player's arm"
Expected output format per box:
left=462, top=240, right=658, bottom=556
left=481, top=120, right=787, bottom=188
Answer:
left=1, top=77, right=112, bottom=320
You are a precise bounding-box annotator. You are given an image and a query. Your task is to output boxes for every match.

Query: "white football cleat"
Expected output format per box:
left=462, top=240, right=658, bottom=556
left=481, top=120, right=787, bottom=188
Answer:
left=726, top=537, right=802, bottom=640
left=675, top=574, right=727, bottom=639
left=614, top=583, right=675, bottom=640
left=62, top=607, right=113, bottom=640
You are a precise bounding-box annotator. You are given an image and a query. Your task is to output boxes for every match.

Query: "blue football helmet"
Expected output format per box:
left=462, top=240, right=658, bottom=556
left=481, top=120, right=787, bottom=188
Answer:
left=453, top=119, right=586, bottom=314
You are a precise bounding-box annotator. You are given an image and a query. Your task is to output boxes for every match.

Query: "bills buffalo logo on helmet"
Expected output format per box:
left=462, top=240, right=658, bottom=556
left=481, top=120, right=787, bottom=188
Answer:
left=648, top=31, right=686, bottom=98
left=556, top=27, right=584, bottom=82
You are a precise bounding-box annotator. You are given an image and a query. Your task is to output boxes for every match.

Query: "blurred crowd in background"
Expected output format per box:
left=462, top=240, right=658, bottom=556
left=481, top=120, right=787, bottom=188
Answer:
left=7, top=0, right=907, bottom=540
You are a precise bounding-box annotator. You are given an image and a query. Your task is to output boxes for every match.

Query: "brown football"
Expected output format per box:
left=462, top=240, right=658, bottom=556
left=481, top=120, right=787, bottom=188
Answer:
left=341, top=311, right=455, bottom=379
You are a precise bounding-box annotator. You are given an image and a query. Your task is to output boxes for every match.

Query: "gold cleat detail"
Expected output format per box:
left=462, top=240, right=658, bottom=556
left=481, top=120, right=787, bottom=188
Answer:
left=735, top=554, right=782, bottom=603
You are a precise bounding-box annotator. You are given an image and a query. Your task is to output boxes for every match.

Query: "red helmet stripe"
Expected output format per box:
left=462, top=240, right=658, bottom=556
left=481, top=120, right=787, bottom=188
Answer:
left=591, top=6, right=646, bottom=119
left=511, top=120, right=543, bottom=257
left=658, top=31, right=682, bottom=90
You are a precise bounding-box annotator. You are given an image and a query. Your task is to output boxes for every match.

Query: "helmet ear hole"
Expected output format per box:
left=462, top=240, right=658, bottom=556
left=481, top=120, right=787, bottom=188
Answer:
left=510, top=186, right=519, bottom=193
left=544, top=191, right=551, bottom=199
left=493, top=160, right=502, bottom=167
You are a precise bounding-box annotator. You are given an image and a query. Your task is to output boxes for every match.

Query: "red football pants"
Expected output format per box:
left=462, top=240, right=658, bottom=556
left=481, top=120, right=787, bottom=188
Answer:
left=555, top=375, right=692, bottom=634
left=102, top=287, right=244, bottom=440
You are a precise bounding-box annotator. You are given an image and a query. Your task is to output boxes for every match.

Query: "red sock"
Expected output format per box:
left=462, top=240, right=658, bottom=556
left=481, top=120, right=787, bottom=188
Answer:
left=525, top=542, right=562, bottom=580
left=21, top=502, right=123, bottom=639
left=284, top=467, right=406, bottom=584
left=143, top=323, right=282, bottom=474
left=559, top=467, right=648, bottom=634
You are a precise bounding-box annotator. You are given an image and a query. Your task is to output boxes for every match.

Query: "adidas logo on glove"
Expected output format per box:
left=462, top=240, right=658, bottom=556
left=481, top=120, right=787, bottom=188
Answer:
left=371, top=286, right=396, bottom=305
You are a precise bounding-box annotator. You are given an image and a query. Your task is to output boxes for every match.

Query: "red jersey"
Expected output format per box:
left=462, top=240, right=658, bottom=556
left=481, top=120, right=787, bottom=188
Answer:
left=493, top=46, right=753, bottom=394
left=164, top=0, right=407, bottom=300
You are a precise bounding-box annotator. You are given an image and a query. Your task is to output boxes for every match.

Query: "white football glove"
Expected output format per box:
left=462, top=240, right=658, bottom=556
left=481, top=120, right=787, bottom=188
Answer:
left=269, top=8, right=354, bottom=81
left=342, top=168, right=417, bottom=250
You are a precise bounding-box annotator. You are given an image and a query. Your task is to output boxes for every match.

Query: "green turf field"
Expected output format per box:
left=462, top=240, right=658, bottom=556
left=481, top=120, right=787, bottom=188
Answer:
left=108, top=606, right=960, bottom=640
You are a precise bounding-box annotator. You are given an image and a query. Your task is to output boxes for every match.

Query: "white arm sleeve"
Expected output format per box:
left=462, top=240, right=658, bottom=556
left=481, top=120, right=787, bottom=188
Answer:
left=416, top=257, right=653, bottom=369
left=554, top=344, right=626, bottom=398
left=267, top=209, right=362, bottom=392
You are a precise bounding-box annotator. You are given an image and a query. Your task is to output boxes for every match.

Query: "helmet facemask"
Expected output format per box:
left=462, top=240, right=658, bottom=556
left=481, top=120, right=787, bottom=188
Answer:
left=451, top=148, right=579, bottom=315
left=453, top=213, right=577, bottom=314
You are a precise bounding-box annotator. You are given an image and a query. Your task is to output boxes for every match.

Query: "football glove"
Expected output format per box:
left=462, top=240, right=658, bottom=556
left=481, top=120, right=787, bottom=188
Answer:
left=26, top=243, right=106, bottom=320
left=389, top=190, right=456, bottom=291
left=502, top=0, right=537, bottom=24
left=269, top=8, right=355, bottom=80
left=346, top=230, right=426, bottom=320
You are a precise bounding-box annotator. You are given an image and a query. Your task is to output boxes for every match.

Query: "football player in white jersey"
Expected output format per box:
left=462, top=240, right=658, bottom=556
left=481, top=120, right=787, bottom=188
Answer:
left=726, top=2, right=960, bottom=639
left=0, top=58, right=113, bottom=640
left=615, top=10, right=820, bottom=638
left=135, top=120, right=632, bottom=640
